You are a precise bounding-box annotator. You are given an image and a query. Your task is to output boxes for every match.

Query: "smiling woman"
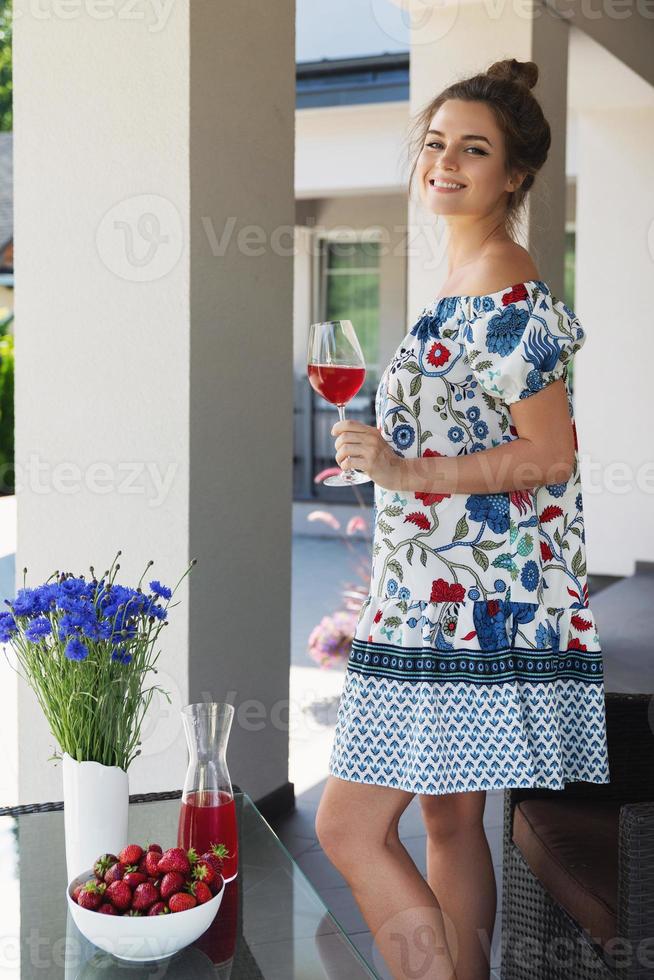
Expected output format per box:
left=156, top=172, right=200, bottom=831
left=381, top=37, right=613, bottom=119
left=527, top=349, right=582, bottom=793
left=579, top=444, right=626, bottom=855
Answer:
left=316, top=56, right=611, bottom=980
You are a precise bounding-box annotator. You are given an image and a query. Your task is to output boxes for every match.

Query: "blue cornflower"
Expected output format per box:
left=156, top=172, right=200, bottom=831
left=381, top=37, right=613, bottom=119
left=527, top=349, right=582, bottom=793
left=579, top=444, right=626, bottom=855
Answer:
left=386, top=578, right=399, bottom=596
left=149, top=580, right=172, bottom=601
left=12, top=588, right=39, bottom=617
left=494, top=579, right=507, bottom=593
left=546, top=482, right=567, bottom=498
left=64, top=636, right=88, bottom=661
left=466, top=406, right=481, bottom=422
left=473, top=421, right=489, bottom=439
left=448, top=426, right=464, bottom=443
left=25, top=617, right=52, bottom=642
left=111, top=647, right=133, bottom=665
left=397, top=586, right=411, bottom=600
left=0, top=611, right=17, bottom=642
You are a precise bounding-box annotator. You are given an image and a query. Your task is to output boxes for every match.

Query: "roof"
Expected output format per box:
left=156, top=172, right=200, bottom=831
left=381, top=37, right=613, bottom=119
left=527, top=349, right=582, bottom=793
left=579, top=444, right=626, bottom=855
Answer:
left=297, top=52, right=409, bottom=108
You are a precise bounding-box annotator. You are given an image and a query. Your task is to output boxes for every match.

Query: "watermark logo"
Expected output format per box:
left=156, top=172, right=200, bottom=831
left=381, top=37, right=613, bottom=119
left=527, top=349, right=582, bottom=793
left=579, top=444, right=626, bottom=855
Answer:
left=96, top=194, right=184, bottom=282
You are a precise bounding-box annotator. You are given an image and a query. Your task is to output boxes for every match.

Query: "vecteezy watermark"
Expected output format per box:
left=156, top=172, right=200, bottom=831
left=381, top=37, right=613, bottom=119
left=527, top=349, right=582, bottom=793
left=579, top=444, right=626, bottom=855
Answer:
left=370, top=0, right=654, bottom=46
left=3, top=454, right=180, bottom=508
left=96, top=194, right=184, bottom=282
left=14, top=0, right=177, bottom=33
left=370, top=0, right=458, bottom=47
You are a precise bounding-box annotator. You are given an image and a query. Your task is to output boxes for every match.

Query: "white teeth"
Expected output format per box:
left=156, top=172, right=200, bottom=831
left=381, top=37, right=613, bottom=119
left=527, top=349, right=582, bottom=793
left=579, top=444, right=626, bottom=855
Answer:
left=432, top=179, right=464, bottom=189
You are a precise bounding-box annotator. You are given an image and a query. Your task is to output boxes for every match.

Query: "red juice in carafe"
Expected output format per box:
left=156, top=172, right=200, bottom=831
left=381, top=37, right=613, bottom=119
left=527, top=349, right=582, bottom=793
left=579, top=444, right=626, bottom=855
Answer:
left=178, top=789, right=238, bottom=882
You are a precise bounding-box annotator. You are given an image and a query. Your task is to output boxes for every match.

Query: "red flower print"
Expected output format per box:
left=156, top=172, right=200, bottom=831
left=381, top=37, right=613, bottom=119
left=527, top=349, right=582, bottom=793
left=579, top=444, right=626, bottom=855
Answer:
left=566, top=637, right=588, bottom=652
left=416, top=449, right=451, bottom=505
left=510, top=489, right=533, bottom=516
left=539, top=505, right=563, bottom=523
left=502, top=283, right=529, bottom=305
left=405, top=512, right=431, bottom=531
left=373, top=609, right=383, bottom=624
left=430, top=578, right=466, bottom=603
left=367, top=634, right=373, bottom=643
left=462, top=630, right=477, bottom=641
left=570, top=614, right=592, bottom=632
left=426, top=342, right=450, bottom=367
left=540, top=541, right=554, bottom=562
left=487, top=599, right=501, bottom=617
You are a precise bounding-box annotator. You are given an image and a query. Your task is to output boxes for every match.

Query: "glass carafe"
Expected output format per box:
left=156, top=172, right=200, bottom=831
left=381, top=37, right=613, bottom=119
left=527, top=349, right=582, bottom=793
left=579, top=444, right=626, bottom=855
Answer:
left=177, top=702, right=238, bottom=882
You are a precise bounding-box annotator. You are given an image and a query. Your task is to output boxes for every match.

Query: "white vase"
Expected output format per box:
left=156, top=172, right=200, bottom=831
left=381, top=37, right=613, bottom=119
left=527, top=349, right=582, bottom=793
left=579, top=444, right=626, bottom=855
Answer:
left=62, top=752, right=129, bottom=883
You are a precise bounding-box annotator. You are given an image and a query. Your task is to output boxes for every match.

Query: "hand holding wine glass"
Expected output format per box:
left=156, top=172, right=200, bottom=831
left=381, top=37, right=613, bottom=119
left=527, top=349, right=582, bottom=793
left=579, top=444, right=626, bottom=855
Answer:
left=307, top=319, right=372, bottom=487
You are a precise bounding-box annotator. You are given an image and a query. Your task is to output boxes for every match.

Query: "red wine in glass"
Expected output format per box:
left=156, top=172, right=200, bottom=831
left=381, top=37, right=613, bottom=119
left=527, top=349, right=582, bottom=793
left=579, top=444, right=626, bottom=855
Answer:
left=307, top=319, right=371, bottom=486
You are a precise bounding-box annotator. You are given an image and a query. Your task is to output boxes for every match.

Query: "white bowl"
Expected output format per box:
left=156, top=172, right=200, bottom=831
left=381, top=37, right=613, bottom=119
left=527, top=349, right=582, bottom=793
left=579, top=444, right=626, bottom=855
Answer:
left=66, top=870, right=224, bottom=962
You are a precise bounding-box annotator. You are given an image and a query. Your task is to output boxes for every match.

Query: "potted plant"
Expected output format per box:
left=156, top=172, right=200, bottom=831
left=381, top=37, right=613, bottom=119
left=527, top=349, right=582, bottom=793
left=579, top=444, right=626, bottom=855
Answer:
left=0, top=550, right=195, bottom=879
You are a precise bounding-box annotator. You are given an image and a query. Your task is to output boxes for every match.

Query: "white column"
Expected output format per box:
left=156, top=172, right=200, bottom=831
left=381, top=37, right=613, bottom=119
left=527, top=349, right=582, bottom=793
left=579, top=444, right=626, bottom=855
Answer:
left=575, top=104, right=654, bottom=576
left=13, top=0, right=294, bottom=804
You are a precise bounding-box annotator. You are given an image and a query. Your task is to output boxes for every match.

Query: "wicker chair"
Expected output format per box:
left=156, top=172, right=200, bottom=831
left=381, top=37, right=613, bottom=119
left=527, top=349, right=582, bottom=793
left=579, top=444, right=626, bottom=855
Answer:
left=501, top=692, right=654, bottom=980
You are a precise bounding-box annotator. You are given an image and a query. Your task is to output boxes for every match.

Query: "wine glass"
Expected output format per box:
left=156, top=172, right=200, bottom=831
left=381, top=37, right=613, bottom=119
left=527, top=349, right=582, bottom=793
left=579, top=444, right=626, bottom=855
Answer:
left=307, top=319, right=372, bottom=486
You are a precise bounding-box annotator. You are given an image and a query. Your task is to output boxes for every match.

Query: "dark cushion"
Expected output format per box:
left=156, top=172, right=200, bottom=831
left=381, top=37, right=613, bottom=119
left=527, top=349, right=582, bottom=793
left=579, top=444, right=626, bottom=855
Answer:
left=513, top=799, right=620, bottom=949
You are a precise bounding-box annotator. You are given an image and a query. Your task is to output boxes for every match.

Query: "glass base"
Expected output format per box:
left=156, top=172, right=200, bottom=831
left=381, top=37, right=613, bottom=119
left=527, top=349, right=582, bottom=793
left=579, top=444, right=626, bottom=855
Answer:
left=323, top=469, right=372, bottom=486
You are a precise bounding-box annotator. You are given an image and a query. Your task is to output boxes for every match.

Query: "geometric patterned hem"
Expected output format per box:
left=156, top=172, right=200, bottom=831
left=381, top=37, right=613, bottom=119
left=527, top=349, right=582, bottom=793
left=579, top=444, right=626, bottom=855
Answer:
left=328, top=670, right=612, bottom=797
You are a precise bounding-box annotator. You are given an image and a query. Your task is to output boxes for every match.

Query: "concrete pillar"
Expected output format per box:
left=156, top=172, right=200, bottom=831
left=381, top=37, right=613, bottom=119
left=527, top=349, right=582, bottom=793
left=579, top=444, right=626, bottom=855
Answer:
left=13, top=0, right=294, bottom=804
left=575, top=104, right=654, bottom=576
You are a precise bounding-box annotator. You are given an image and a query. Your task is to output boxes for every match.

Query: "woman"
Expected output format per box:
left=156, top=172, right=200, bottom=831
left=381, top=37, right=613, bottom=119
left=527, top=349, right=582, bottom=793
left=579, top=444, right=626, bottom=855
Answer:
left=315, top=58, right=611, bottom=980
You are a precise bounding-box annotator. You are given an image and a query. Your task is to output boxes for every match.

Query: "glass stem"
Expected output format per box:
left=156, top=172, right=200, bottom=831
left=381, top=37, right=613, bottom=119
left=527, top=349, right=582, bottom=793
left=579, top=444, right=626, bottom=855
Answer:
left=338, top=404, right=355, bottom=483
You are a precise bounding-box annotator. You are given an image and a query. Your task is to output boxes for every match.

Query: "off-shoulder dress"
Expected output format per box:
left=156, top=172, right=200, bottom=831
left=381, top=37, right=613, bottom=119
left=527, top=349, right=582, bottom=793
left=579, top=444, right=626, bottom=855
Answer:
left=328, top=279, right=611, bottom=795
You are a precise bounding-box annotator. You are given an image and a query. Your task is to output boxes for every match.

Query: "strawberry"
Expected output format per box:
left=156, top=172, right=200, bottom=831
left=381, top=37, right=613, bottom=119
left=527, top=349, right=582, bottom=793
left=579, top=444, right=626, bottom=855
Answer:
left=123, top=870, right=147, bottom=888
left=98, top=902, right=118, bottom=915
left=132, top=882, right=159, bottom=911
left=156, top=847, right=190, bottom=875
left=192, top=859, right=216, bottom=886
left=186, top=880, right=212, bottom=905
left=201, top=843, right=230, bottom=875
left=78, top=881, right=105, bottom=911
left=104, top=862, right=126, bottom=884
left=119, top=844, right=144, bottom=865
left=147, top=901, right=170, bottom=916
left=147, top=843, right=163, bottom=854
left=160, top=871, right=185, bottom=900
left=137, top=854, right=149, bottom=874
left=144, top=850, right=162, bottom=876
left=105, top=880, right=132, bottom=911
left=93, top=853, right=118, bottom=880
left=71, top=884, right=84, bottom=903
left=209, top=872, right=224, bottom=896
left=169, top=892, right=197, bottom=913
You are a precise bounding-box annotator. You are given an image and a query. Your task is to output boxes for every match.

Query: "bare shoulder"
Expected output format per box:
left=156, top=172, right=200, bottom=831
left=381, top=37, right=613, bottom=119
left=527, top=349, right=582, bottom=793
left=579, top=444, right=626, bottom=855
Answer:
left=465, top=243, right=540, bottom=295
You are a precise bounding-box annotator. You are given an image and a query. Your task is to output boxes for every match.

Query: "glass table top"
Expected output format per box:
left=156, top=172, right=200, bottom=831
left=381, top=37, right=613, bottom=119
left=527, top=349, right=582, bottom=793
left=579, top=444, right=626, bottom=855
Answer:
left=0, top=791, right=377, bottom=979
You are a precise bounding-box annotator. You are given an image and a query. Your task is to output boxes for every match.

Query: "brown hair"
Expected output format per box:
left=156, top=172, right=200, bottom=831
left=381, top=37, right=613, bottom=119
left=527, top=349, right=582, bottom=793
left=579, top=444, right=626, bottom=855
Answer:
left=406, top=58, right=551, bottom=240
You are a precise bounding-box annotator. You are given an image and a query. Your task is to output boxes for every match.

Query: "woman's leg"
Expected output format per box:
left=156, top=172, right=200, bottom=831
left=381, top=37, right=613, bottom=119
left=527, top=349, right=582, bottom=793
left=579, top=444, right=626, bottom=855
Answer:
left=316, top=775, right=459, bottom=980
left=419, top=790, right=497, bottom=980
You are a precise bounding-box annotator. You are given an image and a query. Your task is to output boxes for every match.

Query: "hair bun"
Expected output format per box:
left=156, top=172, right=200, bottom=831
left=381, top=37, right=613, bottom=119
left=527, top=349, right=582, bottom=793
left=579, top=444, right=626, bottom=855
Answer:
left=486, top=58, right=538, bottom=90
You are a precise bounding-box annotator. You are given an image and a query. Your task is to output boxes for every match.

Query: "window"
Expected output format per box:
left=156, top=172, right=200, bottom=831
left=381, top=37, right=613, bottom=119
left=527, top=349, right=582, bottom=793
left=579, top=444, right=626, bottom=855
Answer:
left=319, top=237, right=381, bottom=396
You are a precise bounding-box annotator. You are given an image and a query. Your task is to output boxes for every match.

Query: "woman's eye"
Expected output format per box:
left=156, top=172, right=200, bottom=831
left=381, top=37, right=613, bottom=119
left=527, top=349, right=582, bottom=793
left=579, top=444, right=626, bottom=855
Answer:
left=424, top=141, right=486, bottom=155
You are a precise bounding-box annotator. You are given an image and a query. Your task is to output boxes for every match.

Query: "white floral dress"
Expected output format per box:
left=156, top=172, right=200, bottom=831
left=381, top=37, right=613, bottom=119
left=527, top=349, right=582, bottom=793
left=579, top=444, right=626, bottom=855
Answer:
left=328, top=279, right=611, bottom=795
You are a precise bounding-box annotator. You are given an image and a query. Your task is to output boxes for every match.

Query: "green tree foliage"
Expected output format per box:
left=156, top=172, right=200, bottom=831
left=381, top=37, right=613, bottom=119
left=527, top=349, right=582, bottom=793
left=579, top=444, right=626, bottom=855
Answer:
left=0, top=0, right=11, bottom=131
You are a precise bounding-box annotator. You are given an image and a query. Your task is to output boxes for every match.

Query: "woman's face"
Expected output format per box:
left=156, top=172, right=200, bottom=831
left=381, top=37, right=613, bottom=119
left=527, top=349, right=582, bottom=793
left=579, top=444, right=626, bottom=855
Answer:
left=416, top=99, right=522, bottom=219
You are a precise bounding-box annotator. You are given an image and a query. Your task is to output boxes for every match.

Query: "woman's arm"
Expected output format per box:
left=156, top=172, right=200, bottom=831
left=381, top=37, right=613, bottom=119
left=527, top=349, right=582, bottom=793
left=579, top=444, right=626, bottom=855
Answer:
left=397, top=379, right=576, bottom=495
